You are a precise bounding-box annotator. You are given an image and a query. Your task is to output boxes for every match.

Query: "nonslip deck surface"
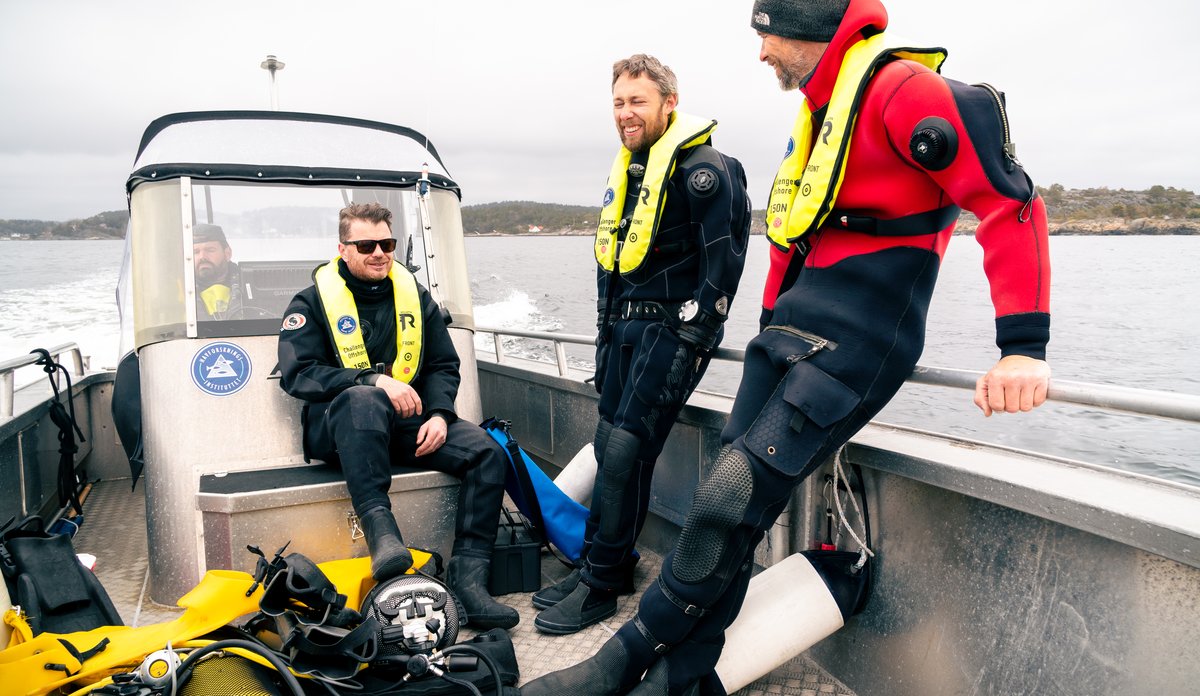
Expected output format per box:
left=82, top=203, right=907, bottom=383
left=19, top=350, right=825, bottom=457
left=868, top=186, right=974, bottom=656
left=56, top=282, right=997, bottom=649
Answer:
left=73, top=480, right=855, bottom=695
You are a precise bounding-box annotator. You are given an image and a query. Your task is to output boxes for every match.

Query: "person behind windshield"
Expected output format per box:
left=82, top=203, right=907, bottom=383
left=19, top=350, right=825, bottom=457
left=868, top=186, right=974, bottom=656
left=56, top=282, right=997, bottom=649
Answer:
left=276, top=201, right=519, bottom=630
left=193, top=223, right=243, bottom=320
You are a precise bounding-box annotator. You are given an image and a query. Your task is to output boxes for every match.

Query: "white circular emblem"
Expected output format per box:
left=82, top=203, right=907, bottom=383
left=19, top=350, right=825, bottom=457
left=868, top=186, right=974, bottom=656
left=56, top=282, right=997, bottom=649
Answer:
left=190, top=342, right=252, bottom=397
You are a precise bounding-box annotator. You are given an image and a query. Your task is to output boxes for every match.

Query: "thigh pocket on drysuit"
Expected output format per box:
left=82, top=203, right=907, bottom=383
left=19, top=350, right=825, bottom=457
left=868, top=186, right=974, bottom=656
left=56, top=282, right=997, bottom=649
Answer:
left=629, top=323, right=697, bottom=408
left=744, top=360, right=862, bottom=478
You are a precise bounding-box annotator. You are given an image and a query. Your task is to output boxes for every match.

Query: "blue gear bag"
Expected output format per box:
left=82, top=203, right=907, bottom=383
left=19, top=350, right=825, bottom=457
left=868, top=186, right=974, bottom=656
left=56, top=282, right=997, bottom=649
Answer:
left=481, top=417, right=589, bottom=562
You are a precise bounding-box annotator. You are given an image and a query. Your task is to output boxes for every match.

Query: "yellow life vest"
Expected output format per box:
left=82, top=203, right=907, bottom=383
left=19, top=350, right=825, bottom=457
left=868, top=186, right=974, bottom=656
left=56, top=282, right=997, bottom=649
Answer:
left=595, top=112, right=717, bottom=274
left=765, top=33, right=946, bottom=249
left=199, top=283, right=231, bottom=316
left=314, top=259, right=423, bottom=383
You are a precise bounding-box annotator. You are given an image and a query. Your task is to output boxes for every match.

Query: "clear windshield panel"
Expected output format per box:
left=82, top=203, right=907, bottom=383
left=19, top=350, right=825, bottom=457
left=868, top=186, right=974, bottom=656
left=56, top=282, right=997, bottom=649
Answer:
left=130, top=180, right=432, bottom=349
left=131, top=181, right=186, bottom=350
left=424, top=189, right=475, bottom=330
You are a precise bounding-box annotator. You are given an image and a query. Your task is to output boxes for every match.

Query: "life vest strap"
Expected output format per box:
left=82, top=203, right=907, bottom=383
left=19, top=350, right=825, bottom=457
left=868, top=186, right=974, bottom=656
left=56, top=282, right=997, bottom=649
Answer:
left=826, top=204, right=961, bottom=236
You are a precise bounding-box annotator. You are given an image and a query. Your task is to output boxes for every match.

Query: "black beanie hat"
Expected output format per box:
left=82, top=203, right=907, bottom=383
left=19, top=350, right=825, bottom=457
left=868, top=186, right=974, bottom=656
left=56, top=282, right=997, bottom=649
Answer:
left=751, top=0, right=851, bottom=42
left=194, top=223, right=228, bottom=247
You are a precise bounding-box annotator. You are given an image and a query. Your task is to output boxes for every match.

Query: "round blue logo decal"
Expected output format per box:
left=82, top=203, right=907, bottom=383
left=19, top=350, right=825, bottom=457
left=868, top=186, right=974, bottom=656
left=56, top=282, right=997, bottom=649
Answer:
left=337, top=315, right=357, bottom=334
left=602, top=187, right=615, bottom=207
left=191, top=342, right=252, bottom=397
left=784, top=136, right=795, bottom=159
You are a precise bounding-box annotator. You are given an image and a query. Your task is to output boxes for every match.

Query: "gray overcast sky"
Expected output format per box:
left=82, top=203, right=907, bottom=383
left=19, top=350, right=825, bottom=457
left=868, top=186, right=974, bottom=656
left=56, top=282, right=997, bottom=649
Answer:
left=1, top=0, right=1196, bottom=221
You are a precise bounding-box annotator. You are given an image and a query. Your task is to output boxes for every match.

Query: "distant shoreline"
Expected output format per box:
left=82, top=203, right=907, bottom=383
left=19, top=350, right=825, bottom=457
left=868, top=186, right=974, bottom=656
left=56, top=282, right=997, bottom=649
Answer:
left=4, top=186, right=1199, bottom=239
left=5, top=225, right=1199, bottom=240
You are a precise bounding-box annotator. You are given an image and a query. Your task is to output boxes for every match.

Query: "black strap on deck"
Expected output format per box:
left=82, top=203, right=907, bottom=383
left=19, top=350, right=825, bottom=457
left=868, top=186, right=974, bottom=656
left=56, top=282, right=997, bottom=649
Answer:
left=31, top=349, right=87, bottom=517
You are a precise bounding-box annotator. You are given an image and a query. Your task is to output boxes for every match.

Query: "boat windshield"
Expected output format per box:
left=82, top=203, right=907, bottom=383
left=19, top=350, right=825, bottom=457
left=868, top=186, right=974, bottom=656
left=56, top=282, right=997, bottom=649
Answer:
left=125, top=179, right=472, bottom=350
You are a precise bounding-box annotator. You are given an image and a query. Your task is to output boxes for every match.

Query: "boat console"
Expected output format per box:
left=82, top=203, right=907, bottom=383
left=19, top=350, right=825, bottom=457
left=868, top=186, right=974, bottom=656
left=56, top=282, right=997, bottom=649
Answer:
left=118, top=112, right=482, bottom=602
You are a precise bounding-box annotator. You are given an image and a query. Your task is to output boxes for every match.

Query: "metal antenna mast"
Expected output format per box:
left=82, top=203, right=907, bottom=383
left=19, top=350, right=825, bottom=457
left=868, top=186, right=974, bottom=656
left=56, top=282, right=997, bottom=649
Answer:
left=259, top=54, right=286, bottom=111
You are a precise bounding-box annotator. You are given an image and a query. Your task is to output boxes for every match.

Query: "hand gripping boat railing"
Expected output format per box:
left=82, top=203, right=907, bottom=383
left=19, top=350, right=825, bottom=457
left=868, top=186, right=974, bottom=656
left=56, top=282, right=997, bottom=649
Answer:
left=474, top=326, right=1200, bottom=424
left=0, top=343, right=86, bottom=419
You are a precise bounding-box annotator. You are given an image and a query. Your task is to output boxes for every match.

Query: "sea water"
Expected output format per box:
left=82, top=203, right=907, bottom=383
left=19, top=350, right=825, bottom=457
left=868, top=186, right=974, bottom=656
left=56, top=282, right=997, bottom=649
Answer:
left=0, top=235, right=1196, bottom=484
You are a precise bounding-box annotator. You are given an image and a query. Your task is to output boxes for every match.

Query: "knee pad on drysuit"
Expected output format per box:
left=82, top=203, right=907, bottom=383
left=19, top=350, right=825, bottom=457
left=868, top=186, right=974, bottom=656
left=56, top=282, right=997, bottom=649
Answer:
left=594, top=419, right=615, bottom=460
left=598, top=427, right=641, bottom=539
left=672, top=447, right=754, bottom=583
left=329, top=385, right=393, bottom=432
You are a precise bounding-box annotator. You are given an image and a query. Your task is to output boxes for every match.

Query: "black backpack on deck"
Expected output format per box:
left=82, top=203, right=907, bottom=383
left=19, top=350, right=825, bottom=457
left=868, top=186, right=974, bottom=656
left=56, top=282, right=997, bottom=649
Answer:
left=0, top=515, right=123, bottom=635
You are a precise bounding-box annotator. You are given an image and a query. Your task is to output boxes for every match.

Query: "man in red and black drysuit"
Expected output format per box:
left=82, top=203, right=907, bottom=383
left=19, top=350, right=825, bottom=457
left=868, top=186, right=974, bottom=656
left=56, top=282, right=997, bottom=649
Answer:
left=523, top=0, right=1051, bottom=693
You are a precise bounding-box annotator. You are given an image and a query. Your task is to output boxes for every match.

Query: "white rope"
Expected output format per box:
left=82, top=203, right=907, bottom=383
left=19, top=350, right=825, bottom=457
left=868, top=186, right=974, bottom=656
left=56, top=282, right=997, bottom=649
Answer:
left=132, top=564, right=150, bottom=627
left=831, top=447, right=874, bottom=566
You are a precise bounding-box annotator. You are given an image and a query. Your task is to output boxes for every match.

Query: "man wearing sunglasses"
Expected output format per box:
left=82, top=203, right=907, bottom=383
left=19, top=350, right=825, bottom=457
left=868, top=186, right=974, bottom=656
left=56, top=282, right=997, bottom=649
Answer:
left=276, top=201, right=519, bottom=630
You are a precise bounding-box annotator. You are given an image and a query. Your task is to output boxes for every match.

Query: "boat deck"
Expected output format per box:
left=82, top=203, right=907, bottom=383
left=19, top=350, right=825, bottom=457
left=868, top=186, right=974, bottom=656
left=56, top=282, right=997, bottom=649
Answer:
left=74, top=479, right=855, bottom=695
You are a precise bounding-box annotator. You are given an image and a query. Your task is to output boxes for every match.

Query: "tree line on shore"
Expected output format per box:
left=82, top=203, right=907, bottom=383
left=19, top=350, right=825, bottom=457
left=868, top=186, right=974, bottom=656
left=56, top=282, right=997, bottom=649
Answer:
left=3, top=185, right=1197, bottom=240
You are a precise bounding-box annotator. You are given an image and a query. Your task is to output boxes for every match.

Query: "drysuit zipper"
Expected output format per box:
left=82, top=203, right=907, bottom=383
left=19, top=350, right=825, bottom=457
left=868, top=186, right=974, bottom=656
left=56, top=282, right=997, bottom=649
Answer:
left=766, top=325, right=837, bottom=362
left=976, top=82, right=1037, bottom=221
left=975, top=82, right=1021, bottom=172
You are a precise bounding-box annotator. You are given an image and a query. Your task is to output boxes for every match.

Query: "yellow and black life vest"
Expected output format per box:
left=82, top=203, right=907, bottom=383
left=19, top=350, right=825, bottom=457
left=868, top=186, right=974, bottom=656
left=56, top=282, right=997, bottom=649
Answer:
left=765, top=33, right=946, bottom=249
left=595, top=112, right=716, bottom=274
left=198, top=283, right=231, bottom=316
left=314, top=259, right=423, bottom=383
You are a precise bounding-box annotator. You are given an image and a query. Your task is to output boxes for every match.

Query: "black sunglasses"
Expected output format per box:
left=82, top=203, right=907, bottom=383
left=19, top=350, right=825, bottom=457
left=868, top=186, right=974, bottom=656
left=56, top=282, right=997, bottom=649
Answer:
left=344, top=238, right=397, bottom=254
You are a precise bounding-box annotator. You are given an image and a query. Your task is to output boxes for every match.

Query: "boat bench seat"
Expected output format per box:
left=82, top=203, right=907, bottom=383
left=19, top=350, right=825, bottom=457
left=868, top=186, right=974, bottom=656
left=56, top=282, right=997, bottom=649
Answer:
left=196, top=463, right=459, bottom=577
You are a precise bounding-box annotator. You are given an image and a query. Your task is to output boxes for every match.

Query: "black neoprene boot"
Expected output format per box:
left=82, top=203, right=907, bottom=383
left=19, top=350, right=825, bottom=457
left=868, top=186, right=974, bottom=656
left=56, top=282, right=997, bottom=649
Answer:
left=447, top=556, right=519, bottom=629
left=626, top=660, right=696, bottom=696
left=533, top=580, right=618, bottom=634
left=532, top=564, right=638, bottom=610
left=532, top=568, right=583, bottom=609
left=360, top=507, right=413, bottom=581
left=625, top=647, right=722, bottom=696
left=520, top=632, right=650, bottom=696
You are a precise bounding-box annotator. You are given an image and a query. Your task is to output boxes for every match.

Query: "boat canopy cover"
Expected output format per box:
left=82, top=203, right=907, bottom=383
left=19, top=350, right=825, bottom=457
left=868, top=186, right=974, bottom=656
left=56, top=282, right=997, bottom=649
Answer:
left=127, top=111, right=457, bottom=195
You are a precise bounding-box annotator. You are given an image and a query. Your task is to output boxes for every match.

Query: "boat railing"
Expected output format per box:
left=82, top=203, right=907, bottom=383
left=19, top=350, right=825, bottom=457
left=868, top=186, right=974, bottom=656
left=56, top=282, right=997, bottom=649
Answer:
left=475, top=326, right=1200, bottom=424
left=0, top=342, right=87, bottom=419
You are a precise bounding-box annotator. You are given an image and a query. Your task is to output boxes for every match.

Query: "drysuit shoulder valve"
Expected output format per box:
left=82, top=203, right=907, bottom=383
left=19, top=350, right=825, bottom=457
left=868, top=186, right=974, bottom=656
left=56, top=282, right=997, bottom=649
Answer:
left=909, top=116, right=959, bottom=171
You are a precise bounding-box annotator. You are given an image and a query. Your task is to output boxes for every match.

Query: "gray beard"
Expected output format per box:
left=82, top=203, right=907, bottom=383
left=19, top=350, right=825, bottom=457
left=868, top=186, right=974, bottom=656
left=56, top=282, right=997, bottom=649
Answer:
left=778, top=65, right=816, bottom=92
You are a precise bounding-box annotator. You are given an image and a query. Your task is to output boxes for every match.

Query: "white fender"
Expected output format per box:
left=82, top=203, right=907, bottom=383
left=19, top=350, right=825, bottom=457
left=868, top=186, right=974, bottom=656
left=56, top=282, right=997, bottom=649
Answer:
left=553, top=444, right=598, bottom=506
left=713, top=553, right=844, bottom=693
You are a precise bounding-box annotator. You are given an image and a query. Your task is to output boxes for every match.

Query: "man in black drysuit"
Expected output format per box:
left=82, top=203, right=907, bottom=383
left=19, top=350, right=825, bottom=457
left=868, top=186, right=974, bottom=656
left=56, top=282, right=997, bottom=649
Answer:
left=531, top=54, right=752, bottom=635
left=277, top=201, right=518, bottom=630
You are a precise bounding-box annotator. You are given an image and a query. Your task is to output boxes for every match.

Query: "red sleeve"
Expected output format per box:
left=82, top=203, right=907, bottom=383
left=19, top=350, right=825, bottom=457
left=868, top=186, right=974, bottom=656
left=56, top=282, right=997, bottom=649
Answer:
left=761, top=241, right=795, bottom=312
left=882, top=69, right=1051, bottom=358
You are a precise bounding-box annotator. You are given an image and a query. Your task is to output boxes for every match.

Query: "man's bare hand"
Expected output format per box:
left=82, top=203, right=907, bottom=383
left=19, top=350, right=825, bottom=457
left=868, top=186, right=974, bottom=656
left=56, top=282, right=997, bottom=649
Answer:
left=376, top=375, right=423, bottom=417
left=415, top=415, right=448, bottom=457
left=974, top=355, right=1051, bottom=417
